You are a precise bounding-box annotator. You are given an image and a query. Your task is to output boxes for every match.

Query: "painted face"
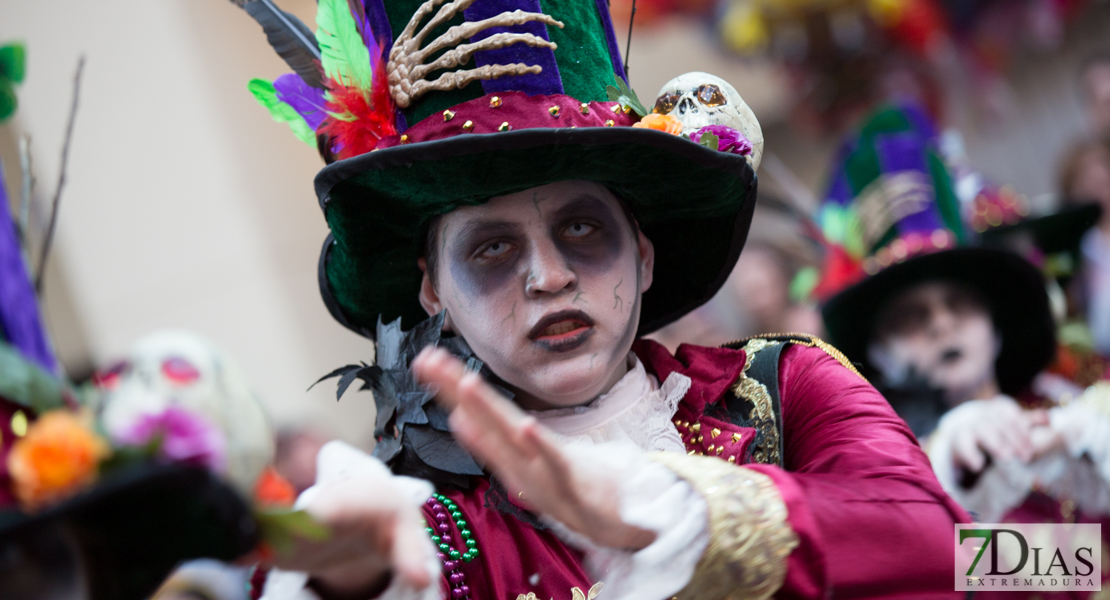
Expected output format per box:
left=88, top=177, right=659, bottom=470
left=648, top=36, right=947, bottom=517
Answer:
left=420, top=181, right=653, bottom=411
left=869, top=281, right=1000, bottom=404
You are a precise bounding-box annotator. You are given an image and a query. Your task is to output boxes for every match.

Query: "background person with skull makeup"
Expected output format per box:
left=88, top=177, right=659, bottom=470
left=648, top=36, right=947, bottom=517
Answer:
left=814, top=104, right=1110, bottom=595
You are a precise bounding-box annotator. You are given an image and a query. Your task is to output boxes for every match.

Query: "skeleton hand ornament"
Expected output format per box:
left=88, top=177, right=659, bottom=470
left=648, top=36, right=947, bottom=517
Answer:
left=654, top=72, right=763, bottom=171
left=388, top=0, right=565, bottom=109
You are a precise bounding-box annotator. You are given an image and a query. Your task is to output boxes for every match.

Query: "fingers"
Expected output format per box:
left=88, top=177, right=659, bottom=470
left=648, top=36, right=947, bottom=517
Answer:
left=390, top=505, right=432, bottom=589
left=953, top=428, right=986, bottom=472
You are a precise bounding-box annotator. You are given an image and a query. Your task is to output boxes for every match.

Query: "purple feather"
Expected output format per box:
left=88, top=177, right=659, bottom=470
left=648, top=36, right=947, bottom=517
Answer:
left=0, top=159, right=56, bottom=373
left=347, top=0, right=380, bottom=63
left=274, top=73, right=328, bottom=131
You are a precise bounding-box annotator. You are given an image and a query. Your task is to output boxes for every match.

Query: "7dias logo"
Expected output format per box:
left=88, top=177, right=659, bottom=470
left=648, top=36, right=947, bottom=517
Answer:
left=955, top=524, right=1102, bottom=591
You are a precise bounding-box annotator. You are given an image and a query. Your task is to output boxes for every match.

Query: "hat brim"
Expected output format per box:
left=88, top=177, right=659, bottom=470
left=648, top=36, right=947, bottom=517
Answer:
left=822, top=247, right=1056, bottom=395
left=314, top=126, right=757, bottom=338
left=0, top=464, right=256, bottom=600
left=981, top=203, right=1101, bottom=255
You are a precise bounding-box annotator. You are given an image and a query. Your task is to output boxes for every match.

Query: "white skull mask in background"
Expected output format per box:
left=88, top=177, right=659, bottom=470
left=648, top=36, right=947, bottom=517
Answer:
left=654, top=72, right=764, bottom=171
left=98, top=331, right=274, bottom=494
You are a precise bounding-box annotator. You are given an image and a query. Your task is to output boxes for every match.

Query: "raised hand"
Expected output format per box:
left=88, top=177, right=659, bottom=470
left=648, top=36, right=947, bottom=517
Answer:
left=273, top=444, right=435, bottom=598
left=412, top=347, right=655, bottom=551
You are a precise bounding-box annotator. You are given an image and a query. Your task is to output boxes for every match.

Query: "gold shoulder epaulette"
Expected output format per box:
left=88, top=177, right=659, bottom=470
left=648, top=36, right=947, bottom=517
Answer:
left=722, top=332, right=866, bottom=381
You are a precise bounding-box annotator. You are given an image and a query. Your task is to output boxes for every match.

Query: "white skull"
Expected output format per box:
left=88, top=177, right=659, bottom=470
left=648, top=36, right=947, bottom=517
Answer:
left=654, top=72, right=764, bottom=171
left=98, top=331, right=274, bottom=494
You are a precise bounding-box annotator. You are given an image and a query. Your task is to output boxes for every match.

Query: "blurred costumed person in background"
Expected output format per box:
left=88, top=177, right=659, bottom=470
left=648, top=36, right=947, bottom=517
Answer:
left=815, top=104, right=1110, bottom=595
left=648, top=200, right=824, bottom=351
left=233, top=1, right=969, bottom=599
left=1080, top=51, right=1110, bottom=140
left=1058, top=136, right=1110, bottom=357
left=0, top=43, right=262, bottom=600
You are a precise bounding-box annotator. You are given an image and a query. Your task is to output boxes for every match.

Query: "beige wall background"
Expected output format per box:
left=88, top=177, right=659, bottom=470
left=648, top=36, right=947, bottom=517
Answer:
left=0, top=0, right=1105, bottom=445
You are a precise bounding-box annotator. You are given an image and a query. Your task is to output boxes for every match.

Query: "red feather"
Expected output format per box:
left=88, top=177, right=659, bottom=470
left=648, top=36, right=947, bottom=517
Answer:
left=318, top=54, right=397, bottom=160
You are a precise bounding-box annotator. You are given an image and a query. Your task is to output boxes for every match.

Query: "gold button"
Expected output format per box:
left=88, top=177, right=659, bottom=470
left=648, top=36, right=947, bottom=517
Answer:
left=442, top=109, right=455, bottom=121
left=690, top=423, right=701, bottom=433
left=462, top=120, right=474, bottom=132
left=490, top=96, right=502, bottom=108
left=400, top=134, right=410, bottom=144
left=707, top=444, right=715, bottom=452
left=579, top=103, right=590, bottom=115
left=727, top=456, right=736, bottom=463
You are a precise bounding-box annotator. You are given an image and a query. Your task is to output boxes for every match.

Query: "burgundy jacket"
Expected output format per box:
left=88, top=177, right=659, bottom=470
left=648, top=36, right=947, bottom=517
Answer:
left=419, top=339, right=971, bottom=600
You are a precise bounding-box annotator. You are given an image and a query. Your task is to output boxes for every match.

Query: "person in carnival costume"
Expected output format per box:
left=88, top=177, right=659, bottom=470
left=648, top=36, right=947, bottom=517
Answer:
left=233, top=1, right=969, bottom=598
left=817, top=104, right=1110, bottom=595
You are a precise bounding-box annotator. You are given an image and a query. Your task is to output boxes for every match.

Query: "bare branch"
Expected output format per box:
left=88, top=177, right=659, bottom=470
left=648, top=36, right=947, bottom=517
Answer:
left=35, top=54, right=84, bottom=293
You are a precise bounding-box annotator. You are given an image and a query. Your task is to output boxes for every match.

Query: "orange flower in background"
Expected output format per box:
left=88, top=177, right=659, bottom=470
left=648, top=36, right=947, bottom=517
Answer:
left=632, top=113, right=683, bottom=135
left=254, top=465, right=297, bottom=508
left=7, top=411, right=110, bottom=511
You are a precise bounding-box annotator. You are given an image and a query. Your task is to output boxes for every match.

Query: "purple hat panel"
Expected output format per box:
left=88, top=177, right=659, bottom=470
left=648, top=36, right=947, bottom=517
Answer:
left=464, top=0, right=564, bottom=96
left=873, top=131, right=946, bottom=239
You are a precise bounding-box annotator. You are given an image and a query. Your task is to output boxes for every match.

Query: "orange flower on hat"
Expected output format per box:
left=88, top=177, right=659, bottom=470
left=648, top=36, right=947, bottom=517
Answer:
left=254, top=465, right=297, bottom=508
left=632, top=113, right=683, bottom=135
left=7, top=411, right=110, bottom=511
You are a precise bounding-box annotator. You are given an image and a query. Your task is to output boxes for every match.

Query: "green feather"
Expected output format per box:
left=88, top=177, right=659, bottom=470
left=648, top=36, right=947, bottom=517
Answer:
left=0, top=43, right=26, bottom=84
left=0, top=340, right=69, bottom=414
left=248, top=78, right=316, bottom=146
left=315, top=0, right=373, bottom=90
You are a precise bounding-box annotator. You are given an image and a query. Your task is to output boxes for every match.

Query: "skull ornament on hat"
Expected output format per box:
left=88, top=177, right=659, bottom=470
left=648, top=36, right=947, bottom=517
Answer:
left=97, top=331, right=274, bottom=493
left=653, top=72, right=764, bottom=171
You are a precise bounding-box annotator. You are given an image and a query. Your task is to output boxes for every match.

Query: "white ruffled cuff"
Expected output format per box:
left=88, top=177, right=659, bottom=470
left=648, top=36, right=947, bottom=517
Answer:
left=546, top=442, right=708, bottom=600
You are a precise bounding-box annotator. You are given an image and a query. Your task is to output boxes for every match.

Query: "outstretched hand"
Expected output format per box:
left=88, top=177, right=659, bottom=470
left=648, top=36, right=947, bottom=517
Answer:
left=272, top=450, right=434, bottom=598
left=412, top=347, right=655, bottom=551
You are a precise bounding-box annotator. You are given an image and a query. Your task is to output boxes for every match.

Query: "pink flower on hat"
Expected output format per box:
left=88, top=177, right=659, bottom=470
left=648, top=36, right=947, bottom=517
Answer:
left=115, top=406, right=227, bottom=474
left=690, top=125, right=753, bottom=156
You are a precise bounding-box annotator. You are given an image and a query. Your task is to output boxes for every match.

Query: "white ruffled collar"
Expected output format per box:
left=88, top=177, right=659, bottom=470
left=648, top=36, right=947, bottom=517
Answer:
left=528, top=354, right=690, bottom=453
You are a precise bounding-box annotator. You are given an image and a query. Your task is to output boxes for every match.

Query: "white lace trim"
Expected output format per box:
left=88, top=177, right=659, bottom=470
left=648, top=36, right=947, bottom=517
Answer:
left=528, top=353, right=690, bottom=454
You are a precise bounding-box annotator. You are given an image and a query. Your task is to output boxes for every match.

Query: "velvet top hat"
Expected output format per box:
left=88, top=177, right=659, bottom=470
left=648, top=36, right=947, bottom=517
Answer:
left=815, top=104, right=1055, bottom=396
left=238, top=0, right=760, bottom=338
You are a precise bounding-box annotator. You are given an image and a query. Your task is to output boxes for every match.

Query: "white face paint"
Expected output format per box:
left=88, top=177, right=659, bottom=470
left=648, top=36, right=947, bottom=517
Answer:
left=97, top=331, right=274, bottom=492
left=868, top=281, right=1001, bottom=405
left=653, top=71, right=764, bottom=171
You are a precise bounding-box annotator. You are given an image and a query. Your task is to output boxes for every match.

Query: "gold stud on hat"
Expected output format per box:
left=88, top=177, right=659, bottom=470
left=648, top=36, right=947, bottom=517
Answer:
left=443, top=109, right=455, bottom=121
left=498, top=122, right=511, bottom=132
left=579, top=103, right=590, bottom=115
left=400, top=134, right=410, bottom=144
left=490, top=96, right=502, bottom=108
left=462, top=120, right=474, bottom=132
left=549, top=105, right=560, bottom=117
left=604, top=119, right=614, bottom=127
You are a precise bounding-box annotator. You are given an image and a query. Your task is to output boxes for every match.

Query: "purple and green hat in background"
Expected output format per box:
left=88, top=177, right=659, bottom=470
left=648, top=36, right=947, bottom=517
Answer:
left=815, top=104, right=1055, bottom=395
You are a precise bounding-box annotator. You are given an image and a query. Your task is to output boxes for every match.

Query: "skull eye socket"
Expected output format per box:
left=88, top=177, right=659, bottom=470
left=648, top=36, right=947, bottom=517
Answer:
left=653, top=93, right=681, bottom=114
left=93, top=361, right=129, bottom=390
left=696, top=84, right=727, bottom=107
left=162, top=357, right=200, bottom=385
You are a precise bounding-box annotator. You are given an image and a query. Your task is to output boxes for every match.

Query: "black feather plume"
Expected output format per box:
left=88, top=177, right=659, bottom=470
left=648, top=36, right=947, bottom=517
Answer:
left=315, top=312, right=510, bottom=489
left=237, top=0, right=325, bottom=89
